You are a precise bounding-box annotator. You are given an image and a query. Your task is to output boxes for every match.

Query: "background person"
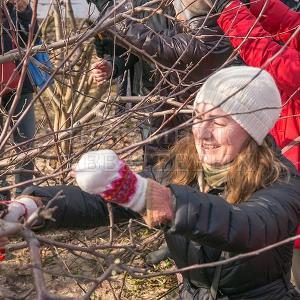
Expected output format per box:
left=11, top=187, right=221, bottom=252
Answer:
left=0, top=0, right=37, bottom=198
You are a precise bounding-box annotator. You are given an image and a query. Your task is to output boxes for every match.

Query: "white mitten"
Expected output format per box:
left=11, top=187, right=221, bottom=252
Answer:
left=75, top=150, right=148, bottom=213
left=3, top=197, right=38, bottom=222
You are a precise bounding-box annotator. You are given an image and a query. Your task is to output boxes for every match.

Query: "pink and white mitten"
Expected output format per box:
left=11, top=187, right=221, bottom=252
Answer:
left=1, top=197, right=38, bottom=223
left=75, top=150, right=148, bottom=213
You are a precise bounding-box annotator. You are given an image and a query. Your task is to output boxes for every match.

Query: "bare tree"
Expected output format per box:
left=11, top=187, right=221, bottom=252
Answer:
left=0, top=0, right=299, bottom=298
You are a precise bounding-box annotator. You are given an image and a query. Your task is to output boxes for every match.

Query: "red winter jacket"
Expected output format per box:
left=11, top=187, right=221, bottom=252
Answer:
left=218, top=0, right=300, bottom=248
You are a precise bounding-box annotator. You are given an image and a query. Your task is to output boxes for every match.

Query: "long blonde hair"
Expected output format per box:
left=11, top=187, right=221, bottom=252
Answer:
left=155, top=135, right=289, bottom=204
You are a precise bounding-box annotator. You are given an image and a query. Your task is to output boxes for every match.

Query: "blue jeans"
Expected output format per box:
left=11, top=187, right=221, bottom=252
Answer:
left=0, top=92, right=35, bottom=194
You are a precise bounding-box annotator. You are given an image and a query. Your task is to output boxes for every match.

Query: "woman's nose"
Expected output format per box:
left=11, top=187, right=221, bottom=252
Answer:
left=193, top=122, right=212, bottom=140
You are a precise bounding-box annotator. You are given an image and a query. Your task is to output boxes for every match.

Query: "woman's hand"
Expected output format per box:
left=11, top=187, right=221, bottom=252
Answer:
left=143, top=179, right=174, bottom=228
left=90, top=60, right=113, bottom=86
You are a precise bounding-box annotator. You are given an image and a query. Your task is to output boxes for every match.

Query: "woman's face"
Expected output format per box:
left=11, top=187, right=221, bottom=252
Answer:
left=192, top=103, right=250, bottom=166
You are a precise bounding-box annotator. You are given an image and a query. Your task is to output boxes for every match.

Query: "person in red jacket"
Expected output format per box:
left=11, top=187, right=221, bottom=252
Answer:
left=217, top=0, right=300, bottom=172
left=208, top=0, right=300, bottom=291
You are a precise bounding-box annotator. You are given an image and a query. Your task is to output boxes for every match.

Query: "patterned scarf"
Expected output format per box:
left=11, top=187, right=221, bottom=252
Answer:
left=200, top=162, right=233, bottom=191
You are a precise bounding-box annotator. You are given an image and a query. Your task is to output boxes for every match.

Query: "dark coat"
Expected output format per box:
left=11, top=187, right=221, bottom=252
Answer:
left=22, top=147, right=300, bottom=299
left=1, top=3, right=36, bottom=93
left=109, top=13, right=242, bottom=99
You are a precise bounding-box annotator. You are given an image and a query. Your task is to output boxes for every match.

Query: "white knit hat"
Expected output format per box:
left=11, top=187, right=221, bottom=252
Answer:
left=172, top=0, right=210, bottom=20
left=194, top=66, right=282, bottom=145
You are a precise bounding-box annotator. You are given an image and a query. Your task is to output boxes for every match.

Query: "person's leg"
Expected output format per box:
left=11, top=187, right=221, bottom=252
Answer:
left=12, top=93, right=35, bottom=194
left=292, top=248, right=300, bottom=292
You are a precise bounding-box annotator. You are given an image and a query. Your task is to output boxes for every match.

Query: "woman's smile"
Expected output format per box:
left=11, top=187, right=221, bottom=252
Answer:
left=201, top=143, right=220, bottom=150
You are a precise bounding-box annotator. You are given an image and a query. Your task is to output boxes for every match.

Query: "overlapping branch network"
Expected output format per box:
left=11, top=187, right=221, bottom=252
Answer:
left=0, top=0, right=299, bottom=299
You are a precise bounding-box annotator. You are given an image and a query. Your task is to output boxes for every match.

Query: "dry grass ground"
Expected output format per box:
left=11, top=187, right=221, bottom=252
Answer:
left=0, top=225, right=178, bottom=299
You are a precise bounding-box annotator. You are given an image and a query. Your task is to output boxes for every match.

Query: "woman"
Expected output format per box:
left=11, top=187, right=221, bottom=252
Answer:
left=2, top=66, right=300, bottom=299
left=210, top=0, right=300, bottom=289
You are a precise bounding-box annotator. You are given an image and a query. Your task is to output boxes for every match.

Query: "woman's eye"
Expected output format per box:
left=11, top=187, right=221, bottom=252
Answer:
left=214, top=121, right=226, bottom=127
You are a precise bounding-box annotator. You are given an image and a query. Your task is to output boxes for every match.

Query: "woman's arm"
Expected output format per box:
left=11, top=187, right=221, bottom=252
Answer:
left=218, top=0, right=300, bottom=96
left=250, top=0, right=300, bottom=50
left=108, top=22, right=226, bottom=72
left=108, top=25, right=189, bottom=69
left=21, top=185, right=140, bottom=230
left=167, top=176, right=300, bottom=252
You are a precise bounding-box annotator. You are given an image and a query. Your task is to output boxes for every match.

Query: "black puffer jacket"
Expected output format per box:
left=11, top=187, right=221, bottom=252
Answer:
left=22, top=149, right=300, bottom=299
left=108, top=13, right=242, bottom=99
